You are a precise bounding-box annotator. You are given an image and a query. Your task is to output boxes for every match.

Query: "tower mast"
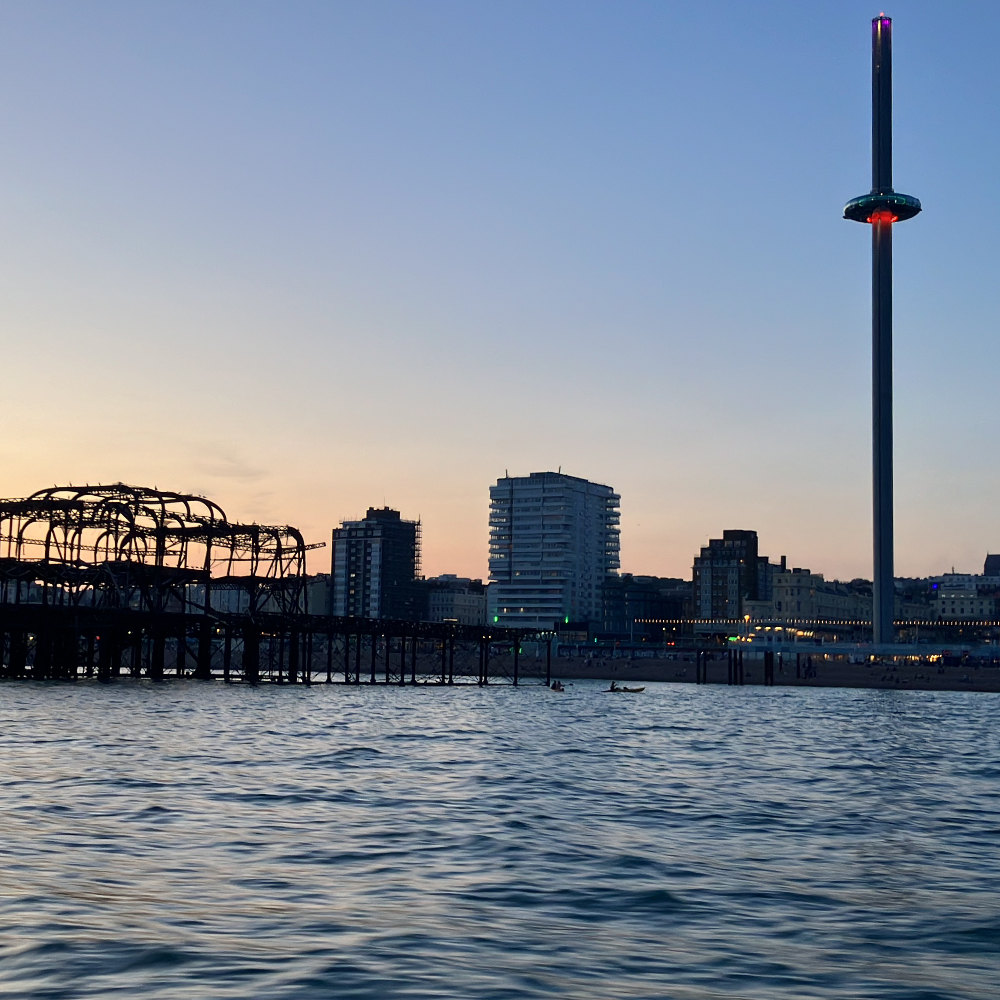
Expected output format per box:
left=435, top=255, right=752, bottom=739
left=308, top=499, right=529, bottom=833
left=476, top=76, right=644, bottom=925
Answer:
left=844, top=14, right=921, bottom=646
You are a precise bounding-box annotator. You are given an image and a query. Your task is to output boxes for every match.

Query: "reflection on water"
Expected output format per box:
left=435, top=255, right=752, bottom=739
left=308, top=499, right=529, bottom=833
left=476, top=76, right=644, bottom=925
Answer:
left=1, top=681, right=998, bottom=999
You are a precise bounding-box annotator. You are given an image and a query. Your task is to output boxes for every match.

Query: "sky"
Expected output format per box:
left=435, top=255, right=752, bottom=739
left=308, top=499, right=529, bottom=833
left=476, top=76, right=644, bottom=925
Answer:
left=1, top=1, right=997, bottom=583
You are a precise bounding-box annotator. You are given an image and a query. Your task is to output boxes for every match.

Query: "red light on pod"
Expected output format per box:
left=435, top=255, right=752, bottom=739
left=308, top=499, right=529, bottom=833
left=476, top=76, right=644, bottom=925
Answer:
left=867, top=209, right=898, bottom=224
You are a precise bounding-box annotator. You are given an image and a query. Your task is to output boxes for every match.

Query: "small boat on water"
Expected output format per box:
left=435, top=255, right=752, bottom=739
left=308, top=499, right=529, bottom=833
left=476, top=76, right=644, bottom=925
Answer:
left=604, top=684, right=644, bottom=693
left=549, top=681, right=565, bottom=692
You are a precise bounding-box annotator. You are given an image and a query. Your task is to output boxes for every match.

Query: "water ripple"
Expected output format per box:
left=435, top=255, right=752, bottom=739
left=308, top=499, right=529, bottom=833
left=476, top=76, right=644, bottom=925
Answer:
left=0, top=680, right=998, bottom=998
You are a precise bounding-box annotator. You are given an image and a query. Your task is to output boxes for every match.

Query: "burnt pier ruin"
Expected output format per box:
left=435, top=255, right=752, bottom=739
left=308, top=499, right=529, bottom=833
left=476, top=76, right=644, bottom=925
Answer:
left=0, top=484, right=544, bottom=685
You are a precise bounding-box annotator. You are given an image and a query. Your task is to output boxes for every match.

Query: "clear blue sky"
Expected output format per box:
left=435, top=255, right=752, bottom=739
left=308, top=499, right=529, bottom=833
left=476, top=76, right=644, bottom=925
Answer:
left=1, top=1, right=997, bottom=582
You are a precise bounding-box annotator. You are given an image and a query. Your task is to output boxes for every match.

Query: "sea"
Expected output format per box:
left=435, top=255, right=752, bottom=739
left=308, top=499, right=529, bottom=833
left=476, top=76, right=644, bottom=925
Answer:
left=1, top=679, right=998, bottom=1000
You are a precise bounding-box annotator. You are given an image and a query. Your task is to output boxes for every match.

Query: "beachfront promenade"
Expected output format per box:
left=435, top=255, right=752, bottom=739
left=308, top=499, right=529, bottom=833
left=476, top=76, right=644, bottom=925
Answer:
left=548, top=645, right=1000, bottom=693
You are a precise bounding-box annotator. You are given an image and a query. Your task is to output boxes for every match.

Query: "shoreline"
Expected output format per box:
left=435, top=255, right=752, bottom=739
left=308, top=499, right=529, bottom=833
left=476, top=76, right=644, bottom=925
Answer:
left=549, top=656, right=1000, bottom=693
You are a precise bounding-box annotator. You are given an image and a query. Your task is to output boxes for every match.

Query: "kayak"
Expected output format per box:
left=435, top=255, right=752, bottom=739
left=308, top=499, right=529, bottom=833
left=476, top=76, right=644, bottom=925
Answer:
left=604, top=686, right=644, bottom=693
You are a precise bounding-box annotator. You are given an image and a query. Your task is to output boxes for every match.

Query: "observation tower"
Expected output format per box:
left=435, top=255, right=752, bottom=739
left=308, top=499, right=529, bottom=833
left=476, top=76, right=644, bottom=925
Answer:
left=844, top=14, right=920, bottom=646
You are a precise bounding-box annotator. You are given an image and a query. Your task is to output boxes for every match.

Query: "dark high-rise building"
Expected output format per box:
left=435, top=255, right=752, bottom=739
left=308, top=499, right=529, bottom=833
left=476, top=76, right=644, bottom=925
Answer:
left=692, top=530, right=760, bottom=620
left=330, top=507, right=421, bottom=620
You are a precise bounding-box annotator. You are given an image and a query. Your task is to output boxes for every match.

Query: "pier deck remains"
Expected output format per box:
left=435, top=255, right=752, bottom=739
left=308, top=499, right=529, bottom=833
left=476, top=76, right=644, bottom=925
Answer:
left=0, top=484, right=547, bottom=685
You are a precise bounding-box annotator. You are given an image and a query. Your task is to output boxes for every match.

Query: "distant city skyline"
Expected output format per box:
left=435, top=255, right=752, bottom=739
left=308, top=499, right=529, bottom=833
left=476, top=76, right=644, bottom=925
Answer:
left=2, top=2, right=997, bottom=583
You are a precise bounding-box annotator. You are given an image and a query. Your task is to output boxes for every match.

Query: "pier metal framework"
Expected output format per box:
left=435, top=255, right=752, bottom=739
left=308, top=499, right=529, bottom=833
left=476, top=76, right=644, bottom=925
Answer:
left=0, top=483, right=310, bottom=616
left=844, top=14, right=921, bottom=645
left=0, top=483, right=547, bottom=685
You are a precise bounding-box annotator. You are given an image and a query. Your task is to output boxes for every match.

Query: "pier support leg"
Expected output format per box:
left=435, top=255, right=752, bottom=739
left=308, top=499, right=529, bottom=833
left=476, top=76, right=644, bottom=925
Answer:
left=151, top=628, right=165, bottom=682
left=243, top=625, right=260, bottom=685
left=195, top=620, right=213, bottom=680
left=223, top=628, right=232, bottom=683
left=85, top=632, right=96, bottom=678
left=288, top=629, right=299, bottom=685
left=176, top=626, right=186, bottom=677
left=11, top=631, right=27, bottom=679
left=35, top=626, right=53, bottom=680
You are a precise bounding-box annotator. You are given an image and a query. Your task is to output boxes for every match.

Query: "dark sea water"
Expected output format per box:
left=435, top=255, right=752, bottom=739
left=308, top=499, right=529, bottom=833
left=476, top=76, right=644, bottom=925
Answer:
left=1, top=680, right=998, bottom=1000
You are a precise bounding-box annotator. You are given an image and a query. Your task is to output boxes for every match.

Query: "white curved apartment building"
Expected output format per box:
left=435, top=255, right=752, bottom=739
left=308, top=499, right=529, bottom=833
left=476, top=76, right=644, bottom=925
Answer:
left=488, top=471, right=620, bottom=631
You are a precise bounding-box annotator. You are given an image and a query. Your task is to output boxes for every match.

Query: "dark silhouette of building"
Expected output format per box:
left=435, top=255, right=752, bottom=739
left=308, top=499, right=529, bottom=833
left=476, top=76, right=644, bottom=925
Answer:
left=601, top=574, right=690, bottom=640
left=692, top=530, right=762, bottom=619
left=985, top=555, right=1000, bottom=577
left=419, top=575, right=487, bottom=625
left=330, top=507, right=421, bottom=620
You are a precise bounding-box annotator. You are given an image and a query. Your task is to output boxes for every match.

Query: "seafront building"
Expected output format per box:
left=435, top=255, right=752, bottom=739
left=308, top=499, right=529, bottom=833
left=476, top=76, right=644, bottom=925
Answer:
left=421, top=574, right=487, bottom=626
left=304, top=573, right=331, bottom=616
left=600, top=574, right=689, bottom=641
left=927, top=585, right=994, bottom=623
left=488, top=471, right=620, bottom=630
left=769, top=568, right=869, bottom=623
left=330, top=507, right=421, bottom=620
left=691, top=530, right=783, bottom=619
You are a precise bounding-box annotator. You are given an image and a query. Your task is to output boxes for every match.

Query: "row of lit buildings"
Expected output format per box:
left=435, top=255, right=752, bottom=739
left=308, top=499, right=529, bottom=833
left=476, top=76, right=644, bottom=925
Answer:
left=319, top=472, right=1000, bottom=638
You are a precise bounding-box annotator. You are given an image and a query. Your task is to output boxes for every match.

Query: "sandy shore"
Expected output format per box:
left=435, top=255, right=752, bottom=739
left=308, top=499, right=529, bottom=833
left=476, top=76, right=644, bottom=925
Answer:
left=546, top=654, right=1000, bottom=693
